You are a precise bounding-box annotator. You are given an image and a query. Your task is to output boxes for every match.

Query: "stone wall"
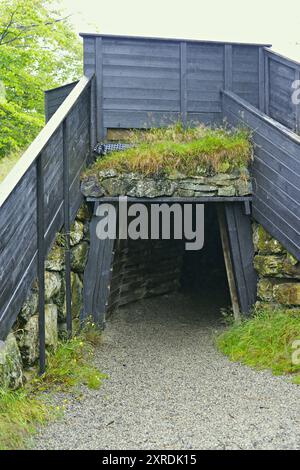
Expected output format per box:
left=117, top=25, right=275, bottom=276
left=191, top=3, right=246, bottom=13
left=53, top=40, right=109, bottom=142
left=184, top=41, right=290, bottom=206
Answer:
left=81, top=168, right=252, bottom=199
left=0, top=204, right=91, bottom=389
left=108, top=238, right=185, bottom=313
left=253, top=223, right=300, bottom=310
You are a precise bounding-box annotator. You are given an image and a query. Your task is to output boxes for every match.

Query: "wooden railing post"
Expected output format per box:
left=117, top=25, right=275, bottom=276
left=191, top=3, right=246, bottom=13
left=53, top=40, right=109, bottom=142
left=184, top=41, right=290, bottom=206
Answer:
left=63, top=119, right=72, bottom=337
left=180, top=41, right=187, bottom=128
left=259, top=47, right=265, bottom=112
left=37, top=154, right=46, bottom=375
left=224, top=45, right=233, bottom=91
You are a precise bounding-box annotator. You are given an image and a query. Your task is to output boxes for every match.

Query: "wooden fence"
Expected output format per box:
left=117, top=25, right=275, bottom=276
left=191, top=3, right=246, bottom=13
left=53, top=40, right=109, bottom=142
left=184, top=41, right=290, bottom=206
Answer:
left=44, top=81, right=78, bottom=122
left=0, top=76, right=95, bottom=357
left=263, top=49, right=300, bottom=132
left=222, top=90, right=300, bottom=261
left=80, top=34, right=270, bottom=139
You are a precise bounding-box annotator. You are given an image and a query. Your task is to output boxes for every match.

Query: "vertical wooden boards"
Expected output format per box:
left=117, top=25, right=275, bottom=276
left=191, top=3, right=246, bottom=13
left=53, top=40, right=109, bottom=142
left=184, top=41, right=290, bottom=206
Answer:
left=82, top=202, right=116, bottom=327
left=222, top=90, right=300, bottom=261
left=224, top=203, right=257, bottom=314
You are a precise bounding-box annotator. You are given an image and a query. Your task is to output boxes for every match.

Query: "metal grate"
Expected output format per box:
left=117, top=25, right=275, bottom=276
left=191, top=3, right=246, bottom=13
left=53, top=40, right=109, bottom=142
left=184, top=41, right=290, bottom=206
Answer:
left=94, top=142, right=135, bottom=156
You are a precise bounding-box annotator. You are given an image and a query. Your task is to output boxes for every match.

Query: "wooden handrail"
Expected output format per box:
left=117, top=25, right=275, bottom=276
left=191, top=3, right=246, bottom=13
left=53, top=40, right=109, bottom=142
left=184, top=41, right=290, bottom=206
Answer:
left=264, top=47, right=300, bottom=70
left=222, top=89, right=300, bottom=145
left=0, top=75, right=93, bottom=208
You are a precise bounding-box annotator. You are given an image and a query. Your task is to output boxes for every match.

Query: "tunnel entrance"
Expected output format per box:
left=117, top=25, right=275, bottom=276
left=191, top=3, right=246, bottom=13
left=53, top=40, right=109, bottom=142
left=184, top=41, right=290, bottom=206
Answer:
left=82, top=198, right=257, bottom=327
left=105, top=203, right=232, bottom=322
left=180, top=204, right=231, bottom=314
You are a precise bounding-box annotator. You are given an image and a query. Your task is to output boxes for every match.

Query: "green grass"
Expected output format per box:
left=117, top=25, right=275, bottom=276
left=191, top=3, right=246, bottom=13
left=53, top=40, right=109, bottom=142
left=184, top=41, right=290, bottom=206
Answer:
left=85, top=124, right=252, bottom=177
left=0, top=324, right=106, bottom=450
left=0, top=388, right=52, bottom=450
left=217, top=307, right=300, bottom=383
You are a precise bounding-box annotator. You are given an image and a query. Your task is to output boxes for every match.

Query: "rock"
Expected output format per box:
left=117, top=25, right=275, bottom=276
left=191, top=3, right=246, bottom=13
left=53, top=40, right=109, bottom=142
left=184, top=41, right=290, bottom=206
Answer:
left=253, top=225, right=285, bottom=254
left=70, top=273, right=83, bottom=319
left=254, top=255, right=285, bottom=277
left=71, top=242, right=89, bottom=273
left=55, top=272, right=83, bottom=321
left=81, top=175, right=104, bottom=197
left=45, top=271, right=62, bottom=301
left=177, top=180, right=217, bottom=192
left=76, top=203, right=90, bottom=222
left=254, top=254, right=300, bottom=278
left=127, top=178, right=175, bottom=198
left=18, top=291, right=38, bottom=324
left=45, top=304, right=58, bottom=350
left=17, top=305, right=58, bottom=366
left=273, top=283, right=300, bottom=305
left=99, top=169, right=118, bottom=179
left=174, top=189, right=195, bottom=197
left=217, top=185, right=236, bottom=196
left=207, top=173, right=238, bottom=185
left=101, top=176, right=132, bottom=196
left=257, top=278, right=276, bottom=301
left=45, top=243, right=65, bottom=271
left=70, top=220, right=84, bottom=246
left=0, top=333, right=23, bottom=389
left=235, top=179, right=252, bottom=196
left=17, top=315, right=39, bottom=366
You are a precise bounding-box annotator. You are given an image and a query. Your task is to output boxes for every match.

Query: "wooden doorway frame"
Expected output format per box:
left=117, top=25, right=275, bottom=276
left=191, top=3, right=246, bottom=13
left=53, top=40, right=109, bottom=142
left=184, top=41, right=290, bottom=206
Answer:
left=81, top=196, right=256, bottom=328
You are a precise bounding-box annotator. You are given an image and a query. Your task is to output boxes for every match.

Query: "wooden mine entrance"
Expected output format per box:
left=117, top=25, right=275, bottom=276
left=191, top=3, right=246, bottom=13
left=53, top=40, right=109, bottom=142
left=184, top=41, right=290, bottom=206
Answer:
left=82, top=196, right=257, bottom=328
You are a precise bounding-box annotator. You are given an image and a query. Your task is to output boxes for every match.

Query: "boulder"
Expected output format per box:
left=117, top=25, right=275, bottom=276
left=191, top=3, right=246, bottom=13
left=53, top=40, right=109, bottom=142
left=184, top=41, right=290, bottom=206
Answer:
left=18, top=291, right=38, bottom=325
left=71, top=242, right=89, bottom=273
left=45, top=271, right=62, bottom=301
left=76, top=203, right=90, bottom=222
left=273, top=283, right=300, bottom=305
left=253, top=225, right=285, bottom=254
left=0, top=333, right=23, bottom=390
left=81, top=175, right=104, bottom=198
left=45, top=243, right=64, bottom=271
left=253, top=254, right=300, bottom=278
left=128, top=178, right=175, bottom=198
left=217, top=185, right=236, bottom=197
left=17, top=304, right=58, bottom=366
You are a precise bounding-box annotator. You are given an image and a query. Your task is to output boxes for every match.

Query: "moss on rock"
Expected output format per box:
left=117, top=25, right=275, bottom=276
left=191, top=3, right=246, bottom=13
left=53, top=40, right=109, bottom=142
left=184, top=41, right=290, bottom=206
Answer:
left=0, top=333, right=23, bottom=389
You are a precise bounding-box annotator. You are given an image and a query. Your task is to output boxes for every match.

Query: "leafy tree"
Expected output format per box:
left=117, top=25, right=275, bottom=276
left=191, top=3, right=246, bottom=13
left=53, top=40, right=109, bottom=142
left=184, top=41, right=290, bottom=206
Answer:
left=0, top=0, right=82, bottom=158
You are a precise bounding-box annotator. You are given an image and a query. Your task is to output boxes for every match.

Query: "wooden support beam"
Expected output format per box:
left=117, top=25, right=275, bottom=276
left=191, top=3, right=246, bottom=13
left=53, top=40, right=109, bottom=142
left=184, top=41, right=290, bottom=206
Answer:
left=217, top=205, right=241, bottom=321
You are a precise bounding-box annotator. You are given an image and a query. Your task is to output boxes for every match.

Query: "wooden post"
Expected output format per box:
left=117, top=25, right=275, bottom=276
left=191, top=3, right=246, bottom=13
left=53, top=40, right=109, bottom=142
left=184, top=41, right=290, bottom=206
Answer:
left=37, top=153, right=46, bottom=374
left=180, top=41, right=187, bottom=127
left=217, top=205, right=241, bottom=321
left=224, top=45, right=233, bottom=91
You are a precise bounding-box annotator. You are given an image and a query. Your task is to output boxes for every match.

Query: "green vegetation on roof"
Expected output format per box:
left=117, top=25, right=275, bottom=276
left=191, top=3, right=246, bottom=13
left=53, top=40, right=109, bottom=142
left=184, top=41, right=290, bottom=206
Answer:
left=87, top=124, right=252, bottom=177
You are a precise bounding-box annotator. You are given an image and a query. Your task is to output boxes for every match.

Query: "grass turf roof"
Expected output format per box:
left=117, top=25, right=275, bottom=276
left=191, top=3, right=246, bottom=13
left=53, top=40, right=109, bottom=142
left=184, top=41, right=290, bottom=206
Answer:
left=86, top=124, right=252, bottom=177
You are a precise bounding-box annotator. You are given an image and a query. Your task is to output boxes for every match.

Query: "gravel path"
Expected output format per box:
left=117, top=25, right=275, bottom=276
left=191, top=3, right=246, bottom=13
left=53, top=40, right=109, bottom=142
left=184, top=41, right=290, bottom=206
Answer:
left=33, top=292, right=300, bottom=450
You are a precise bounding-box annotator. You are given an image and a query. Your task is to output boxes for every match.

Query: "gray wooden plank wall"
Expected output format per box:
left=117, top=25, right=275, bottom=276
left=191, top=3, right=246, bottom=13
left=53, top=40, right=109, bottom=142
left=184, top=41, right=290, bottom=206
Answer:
left=45, top=81, right=78, bottom=122
left=222, top=90, right=300, bottom=261
left=83, top=35, right=265, bottom=137
left=264, top=50, right=300, bottom=132
left=0, top=84, right=91, bottom=340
